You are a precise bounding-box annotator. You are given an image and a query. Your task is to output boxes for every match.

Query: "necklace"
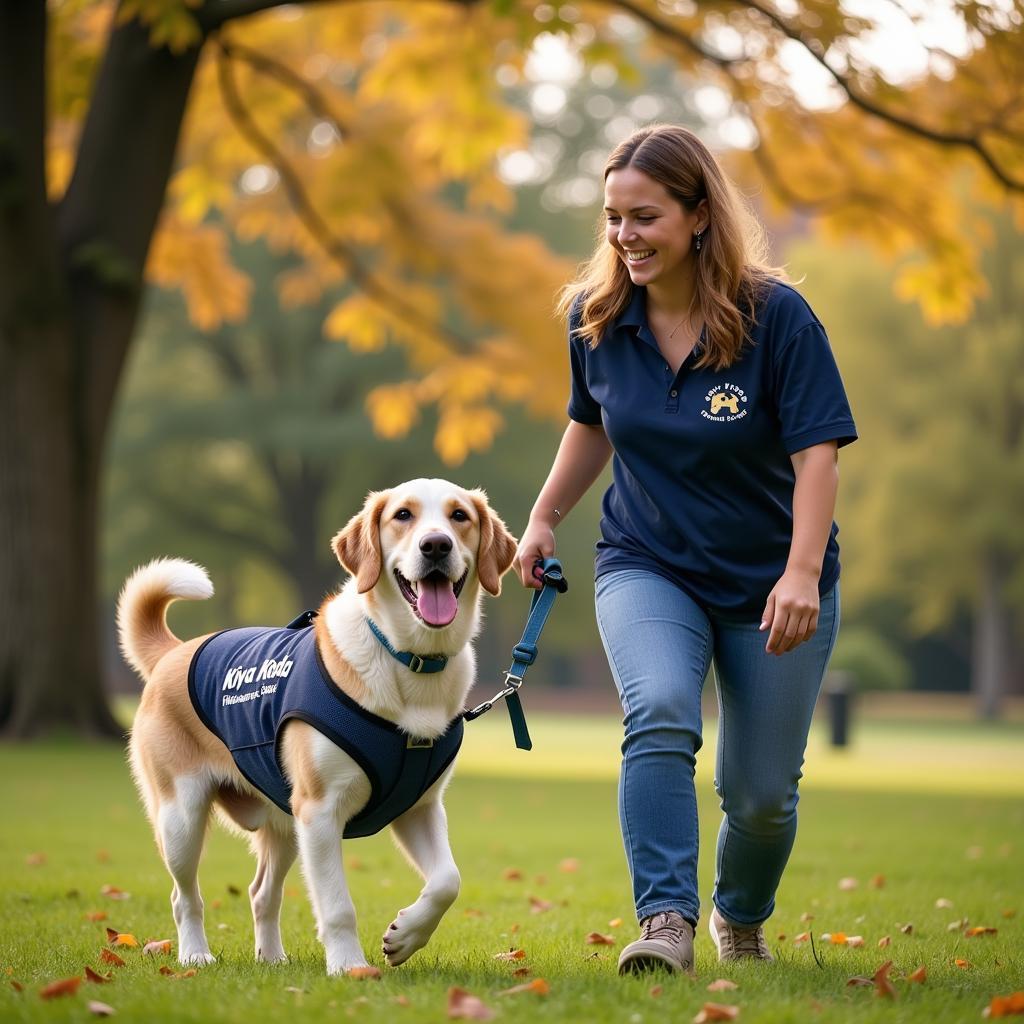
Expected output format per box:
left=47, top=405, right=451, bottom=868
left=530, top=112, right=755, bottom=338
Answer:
left=667, top=311, right=699, bottom=341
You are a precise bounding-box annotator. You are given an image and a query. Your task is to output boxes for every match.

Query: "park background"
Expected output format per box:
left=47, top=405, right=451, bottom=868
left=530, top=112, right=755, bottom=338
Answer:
left=1, top=1, right=1022, bottom=1021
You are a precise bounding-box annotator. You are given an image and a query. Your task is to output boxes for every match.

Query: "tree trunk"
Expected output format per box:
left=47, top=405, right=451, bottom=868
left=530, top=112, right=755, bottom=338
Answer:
left=972, top=550, right=1012, bottom=720
left=0, top=5, right=201, bottom=736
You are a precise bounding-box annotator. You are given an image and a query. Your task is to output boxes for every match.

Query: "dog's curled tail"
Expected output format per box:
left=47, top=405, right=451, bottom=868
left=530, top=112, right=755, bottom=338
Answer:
left=117, top=558, right=213, bottom=682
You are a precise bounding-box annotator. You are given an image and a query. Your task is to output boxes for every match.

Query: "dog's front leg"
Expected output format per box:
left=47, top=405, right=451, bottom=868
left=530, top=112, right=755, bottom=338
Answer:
left=294, top=798, right=368, bottom=975
left=382, top=798, right=460, bottom=967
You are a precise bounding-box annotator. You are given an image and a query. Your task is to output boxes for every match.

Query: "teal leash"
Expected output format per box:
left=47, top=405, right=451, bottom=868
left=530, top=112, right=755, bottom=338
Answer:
left=462, top=557, right=568, bottom=751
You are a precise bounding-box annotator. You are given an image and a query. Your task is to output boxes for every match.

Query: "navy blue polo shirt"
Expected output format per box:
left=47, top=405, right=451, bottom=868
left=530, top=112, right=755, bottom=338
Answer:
left=568, top=281, right=857, bottom=619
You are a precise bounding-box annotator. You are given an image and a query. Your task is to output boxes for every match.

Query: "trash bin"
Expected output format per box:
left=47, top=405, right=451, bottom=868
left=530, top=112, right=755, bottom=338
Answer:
left=823, top=671, right=853, bottom=747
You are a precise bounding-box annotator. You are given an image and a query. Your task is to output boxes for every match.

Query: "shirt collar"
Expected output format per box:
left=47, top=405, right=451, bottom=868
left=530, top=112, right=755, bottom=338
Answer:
left=615, top=286, right=647, bottom=331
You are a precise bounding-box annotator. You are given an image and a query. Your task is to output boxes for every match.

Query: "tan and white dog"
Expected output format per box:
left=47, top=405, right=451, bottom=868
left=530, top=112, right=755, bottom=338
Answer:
left=118, top=479, right=517, bottom=975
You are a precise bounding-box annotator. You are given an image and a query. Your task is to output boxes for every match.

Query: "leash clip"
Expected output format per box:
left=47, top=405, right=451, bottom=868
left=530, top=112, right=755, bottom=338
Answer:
left=463, top=673, right=522, bottom=721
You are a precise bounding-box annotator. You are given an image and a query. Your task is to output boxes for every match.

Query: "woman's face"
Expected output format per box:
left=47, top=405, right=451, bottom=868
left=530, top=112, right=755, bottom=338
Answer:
left=604, top=166, right=706, bottom=291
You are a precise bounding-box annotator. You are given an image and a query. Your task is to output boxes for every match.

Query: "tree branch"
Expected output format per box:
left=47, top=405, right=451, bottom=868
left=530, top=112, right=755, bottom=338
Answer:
left=214, top=37, right=474, bottom=354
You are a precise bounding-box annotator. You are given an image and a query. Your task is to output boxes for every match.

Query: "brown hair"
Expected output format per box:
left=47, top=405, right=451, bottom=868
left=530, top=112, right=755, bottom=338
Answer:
left=557, top=124, right=786, bottom=370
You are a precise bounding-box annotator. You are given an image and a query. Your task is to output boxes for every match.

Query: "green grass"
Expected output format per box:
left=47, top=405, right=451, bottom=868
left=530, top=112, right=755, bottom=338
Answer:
left=1, top=715, right=1022, bottom=1022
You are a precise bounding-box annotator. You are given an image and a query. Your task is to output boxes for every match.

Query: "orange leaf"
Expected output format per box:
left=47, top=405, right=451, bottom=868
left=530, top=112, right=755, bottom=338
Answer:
left=100, top=885, right=130, bottom=901
left=793, top=932, right=810, bottom=944
left=26, top=852, right=47, bottom=866
left=347, top=967, right=382, bottom=981
left=498, top=978, right=549, bottom=997
left=985, top=992, right=1024, bottom=1018
left=87, top=1000, right=116, bottom=1017
left=954, top=958, right=972, bottom=969
left=609, top=918, right=623, bottom=928
left=99, top=950, right=125, bottom=968
left=492, top=949, right=526, bottom=961
left=966, top=926, right=998, bottom=938
left=107, top=932, right=138, bottom=948
left=84, top=966, right=112, bottom=984
left=1001, top=910, right=1017, bottom=919
left=828, top=933, right=848, bottom=945
left=85, top=912, right=108, bottom=923
left=878, top=936, right=891, bottom=948
left=39, top=976, right=82, bottom=1000
left=159, top=967, right=197, bottom=979
left=873, top=960, right=897, bottom=1000
left=707, top=979, right=739, bottom=992
left=446, top=986, right=495, bottom=1020
left=143, top=941, right=172, bottom=956
left=693, top=1002, right=740, bottom=1022
left=558, top=859, right=579, bottom=873
left=868, top=874, right=885, bottom=889
left=528, top=897, right=552, bottom=914
left=586, top=932, right=615, bottom=945
left=899, top=923, right=914, bottom=934
left=502, top=868, right=522, bottom=881
left=512, top=967, right=530, bottom=978
left=650, top=985, right=663, bottom=997
left=11, top=979, right=24, bottom=992
left=908, top=965, right=927, bottom=984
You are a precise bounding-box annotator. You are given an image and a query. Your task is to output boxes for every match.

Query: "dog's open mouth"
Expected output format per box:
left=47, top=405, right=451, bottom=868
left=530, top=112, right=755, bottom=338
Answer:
left=394, top=568, right=468, bottom=628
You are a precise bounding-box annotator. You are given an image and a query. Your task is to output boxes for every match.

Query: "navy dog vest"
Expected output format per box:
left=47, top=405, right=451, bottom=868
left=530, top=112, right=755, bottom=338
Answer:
left=187, top=615, right=463, bottom=838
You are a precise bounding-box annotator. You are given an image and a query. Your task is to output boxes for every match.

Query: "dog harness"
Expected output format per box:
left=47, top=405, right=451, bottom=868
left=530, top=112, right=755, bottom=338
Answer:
left=187, top=614, right=463, bottom=838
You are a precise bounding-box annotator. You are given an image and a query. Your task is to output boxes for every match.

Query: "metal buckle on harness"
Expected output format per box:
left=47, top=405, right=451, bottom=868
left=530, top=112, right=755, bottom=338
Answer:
left=406, top=735, right=434, bottom=749
left=463, top=672, right=522, bottom=721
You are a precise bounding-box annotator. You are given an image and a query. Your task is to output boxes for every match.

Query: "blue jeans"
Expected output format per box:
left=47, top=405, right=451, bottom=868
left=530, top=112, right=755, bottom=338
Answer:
left=594, top=569, right=839, bottom=927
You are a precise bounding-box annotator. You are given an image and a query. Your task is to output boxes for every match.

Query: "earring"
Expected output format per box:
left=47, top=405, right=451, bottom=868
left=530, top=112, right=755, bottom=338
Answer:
left=694, top=229, right=704, bottom=253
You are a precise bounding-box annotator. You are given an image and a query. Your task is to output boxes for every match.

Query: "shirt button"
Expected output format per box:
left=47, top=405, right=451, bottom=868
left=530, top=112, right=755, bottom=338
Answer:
left=670, top=389, right=678, bottom=397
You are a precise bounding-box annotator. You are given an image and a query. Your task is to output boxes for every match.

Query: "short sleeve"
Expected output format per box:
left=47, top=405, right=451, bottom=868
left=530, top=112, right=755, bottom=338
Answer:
left=566, top=300, right=603, bottom=425
left=772, top=321, right=857, bottom=454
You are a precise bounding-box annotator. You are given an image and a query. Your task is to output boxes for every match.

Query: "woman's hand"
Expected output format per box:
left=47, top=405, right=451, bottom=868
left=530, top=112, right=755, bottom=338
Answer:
left=759, top=568, right=820, bottom=656
left=514, top=517, right=557, bottom=590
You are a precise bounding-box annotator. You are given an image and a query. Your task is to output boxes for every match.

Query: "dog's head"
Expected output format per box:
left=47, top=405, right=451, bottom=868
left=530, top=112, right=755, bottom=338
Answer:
left=332, top=479, right=518, bottom=635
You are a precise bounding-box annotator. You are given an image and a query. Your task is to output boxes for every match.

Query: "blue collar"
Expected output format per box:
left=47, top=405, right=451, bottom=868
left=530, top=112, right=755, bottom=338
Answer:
left=365, top=618, right=449, bottom=674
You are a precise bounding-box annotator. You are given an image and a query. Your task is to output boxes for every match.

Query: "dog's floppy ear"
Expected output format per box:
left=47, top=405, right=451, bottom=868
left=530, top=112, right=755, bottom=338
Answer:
left=469, top=490, right=518, bottom=597
left=332, top=490, right=390, bottom=594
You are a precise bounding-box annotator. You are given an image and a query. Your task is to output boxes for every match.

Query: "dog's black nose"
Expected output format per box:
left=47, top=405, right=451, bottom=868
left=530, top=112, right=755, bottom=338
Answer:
left=419, top=532, right=453, bottom=561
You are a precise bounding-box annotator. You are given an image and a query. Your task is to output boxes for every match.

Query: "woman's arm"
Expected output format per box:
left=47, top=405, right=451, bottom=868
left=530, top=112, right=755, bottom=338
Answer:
left=761, top=440, right=839, bottom=655
left=515, top=420, right=613, bottom=588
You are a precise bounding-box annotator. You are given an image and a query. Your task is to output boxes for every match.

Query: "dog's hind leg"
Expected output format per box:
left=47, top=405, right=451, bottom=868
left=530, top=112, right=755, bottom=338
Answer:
left=248, top=824, right=297, bottom=964
left=382, top=794, right=460, bottom=967
left=157, top=774, right=217, bottom=966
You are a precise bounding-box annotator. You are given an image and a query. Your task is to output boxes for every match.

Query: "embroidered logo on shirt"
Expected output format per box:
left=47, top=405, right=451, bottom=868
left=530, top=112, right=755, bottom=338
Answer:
left=702, top=383, right=748, bottom=422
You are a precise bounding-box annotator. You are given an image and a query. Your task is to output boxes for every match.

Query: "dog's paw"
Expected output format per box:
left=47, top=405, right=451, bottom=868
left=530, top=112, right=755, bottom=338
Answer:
left=256, top=947, right=287, bottom=965
left=381, top=909, right=436, bottom=967
left=180, top=951, right=217, bottom=967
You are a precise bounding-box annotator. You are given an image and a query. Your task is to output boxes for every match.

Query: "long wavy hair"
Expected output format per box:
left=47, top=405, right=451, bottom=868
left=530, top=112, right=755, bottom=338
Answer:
left=557, top=124, right=786, bottom=369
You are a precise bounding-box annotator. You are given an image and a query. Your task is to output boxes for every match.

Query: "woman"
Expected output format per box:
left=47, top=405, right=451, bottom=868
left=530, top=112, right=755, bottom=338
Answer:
left=515, top=125, right=857, bottom=977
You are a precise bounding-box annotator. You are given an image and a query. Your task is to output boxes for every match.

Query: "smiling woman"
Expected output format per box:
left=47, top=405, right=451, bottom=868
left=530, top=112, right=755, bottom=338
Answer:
left=514, top=123, right=858, bottom=980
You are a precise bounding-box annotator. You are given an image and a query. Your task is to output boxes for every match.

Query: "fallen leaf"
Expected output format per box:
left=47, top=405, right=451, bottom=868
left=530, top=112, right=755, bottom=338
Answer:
left=502, top=868, right=523, bottom=881
left=227, top=884, right=241, bottom=896
left=143, top=940, right=172, bottom=956
left=493, top=949, right=526, bottom=961
left=609, top=918, right=623, bottom=928
left=210, top=899, right=222, bottom=910
left=347, top=856, right=365, bottom=871
left=650, top=985, right=663, bottom=997
left=838, top=877, right=859, bottom=891
left=935, top=898, right=954, bottom=909
left=346, top=966, right=381, bottom=980
left=393, top=995, right=410, bottom=1007
left=693, top=1002, right=740, bottom=1022
left=984, top=992, right=1024, bottom=1018
left=11, top=979, right=24, bottom=992
left=100, top=885, right=130, bottom=901
left=847, top=976, right=873, bottom=988
left=88, top=1000, right=116, bottom=1016
left=446, top=986, right=495, bottom=1020
left=966, top=926, right=998, bottom=938
left=794, top=932, right=810, bottom=944
left=846, top=936, right=865, bottom=948
left=99, top=950, right=125, bottom=968
left=878, top=936, right=891, bottom=948
left=707, top=979, right=739, bottom=992
left=908, top=965, right=927, bottom=984
left=586, top=932, right=615, bottom=945
left=85, top=966, right=112, bottom=983
left=158, top=967, right=196, bottom=979
left=825, top=932, right=847, bottom=945
left=873, top=960, right=897, bottom=1000
left=949, top=918, right=970, bottom=932
left=84, top=911, right=108, bottom=923
left=509, top=923, right=520, bottom=933
left=106, top=932, right=138, bottom=948
left=869, top=874, right=885, bottom=889
left=39, top=976, right=82, bottom=1000
left=899, top=923, right=914, bottom=935
left=800, top=912, right=815, bottom=922
left=25, top=852, right=47, bottom=867
left=158, top=967, right=175, bottom=976
left=528, top=897, right=553, bottom=914
left=498, top=978, right=549, bottom=997
left=954, top=958, right=972, bottom=969
left=559, top=858, right=579, bottom=873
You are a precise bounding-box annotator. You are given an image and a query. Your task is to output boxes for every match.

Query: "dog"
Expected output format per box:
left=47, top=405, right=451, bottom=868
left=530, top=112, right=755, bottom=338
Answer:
left=118, top=479, right=517, bottom=975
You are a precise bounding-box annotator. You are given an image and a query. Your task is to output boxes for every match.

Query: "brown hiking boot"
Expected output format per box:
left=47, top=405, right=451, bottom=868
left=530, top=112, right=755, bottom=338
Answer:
left=708, top=908, right=773, bottom=961
left=617, top=911, right=695, bottom=977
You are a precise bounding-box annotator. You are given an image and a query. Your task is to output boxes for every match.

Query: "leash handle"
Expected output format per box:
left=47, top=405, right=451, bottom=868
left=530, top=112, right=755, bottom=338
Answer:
left=463, top=558, right=568, bottom=751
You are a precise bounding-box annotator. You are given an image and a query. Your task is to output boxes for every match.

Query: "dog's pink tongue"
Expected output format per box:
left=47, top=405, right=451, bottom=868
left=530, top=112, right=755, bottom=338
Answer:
left=417, top=577, right=458, bottom=627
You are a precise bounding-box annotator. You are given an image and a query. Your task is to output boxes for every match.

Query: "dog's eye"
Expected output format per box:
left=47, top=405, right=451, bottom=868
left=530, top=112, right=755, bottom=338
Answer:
left=394, top=508, right=413, bottom=521
left=451, top=508, right=469, bottom=523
